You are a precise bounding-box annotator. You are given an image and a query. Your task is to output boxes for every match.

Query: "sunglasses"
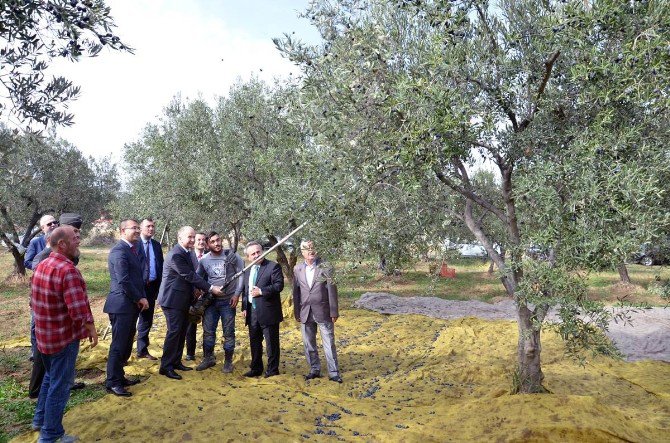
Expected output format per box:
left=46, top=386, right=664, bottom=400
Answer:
left=46, top=221, right=59, bottom=227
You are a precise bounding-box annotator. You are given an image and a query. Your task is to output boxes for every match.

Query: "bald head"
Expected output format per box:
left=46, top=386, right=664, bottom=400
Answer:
left=177, top=226, right=196, bottom=249
left=49, top=225, right=80, bottom=260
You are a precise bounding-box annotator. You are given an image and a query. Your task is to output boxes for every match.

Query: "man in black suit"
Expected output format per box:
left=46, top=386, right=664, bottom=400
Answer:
left=157, top=226, right=222, bottom=380
left=241, top=241, right=284, bottom=378
left=136, top=218, right=164, bottom=360
left=104, top=219, right=149, bottom=397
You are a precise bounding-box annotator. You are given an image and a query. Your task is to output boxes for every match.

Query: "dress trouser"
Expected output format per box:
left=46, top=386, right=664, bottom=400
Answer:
left=136, top=279, right=160, bottom=355
left=301, top=311, right=340, bottom=377
left=106, top=312, right=139, bottom=388
left=248, top=307, right=280, bottom=375
left=160, top=307, right=189, bottom=371
left=185, top=322, right=197, bottom=357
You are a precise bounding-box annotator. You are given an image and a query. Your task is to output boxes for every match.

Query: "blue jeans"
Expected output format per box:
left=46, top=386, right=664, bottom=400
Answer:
left=33, top=339, right=79, bottom=442
left=202, top=298, right=236, bottom=355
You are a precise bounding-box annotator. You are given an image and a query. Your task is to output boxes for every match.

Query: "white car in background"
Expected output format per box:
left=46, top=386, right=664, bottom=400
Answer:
left=456, top=243, right=488, bottom=258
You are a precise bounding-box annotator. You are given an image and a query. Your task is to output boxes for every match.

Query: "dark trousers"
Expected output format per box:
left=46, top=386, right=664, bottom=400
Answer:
left=160, top=307, right=188, bottom=372
left=106, top=312, right=138, bottom=388
left=29, top=349, right=45, bottom=398
left=185, top=322, right=197, bottom=357
left=29, top=317, right=45, bottom=398
left=248, top=308, right=280, bottom=375
left=136, top=280, right=160, bottom=355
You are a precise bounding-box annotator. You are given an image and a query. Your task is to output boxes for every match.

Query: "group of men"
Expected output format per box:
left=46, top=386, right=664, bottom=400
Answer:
left=28, top=215, right=343, bottom=442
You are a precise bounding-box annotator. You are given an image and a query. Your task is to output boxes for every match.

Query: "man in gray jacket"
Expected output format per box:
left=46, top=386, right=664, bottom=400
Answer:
left=195, top=232, right=244, bottom=372
left=292, top=240, right=342, bottom=383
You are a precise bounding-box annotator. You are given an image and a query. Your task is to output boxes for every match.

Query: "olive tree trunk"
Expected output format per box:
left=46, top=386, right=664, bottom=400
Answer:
left=514, top=305, right=547, bottom=393
left=617, top=262, right=631, bottom=284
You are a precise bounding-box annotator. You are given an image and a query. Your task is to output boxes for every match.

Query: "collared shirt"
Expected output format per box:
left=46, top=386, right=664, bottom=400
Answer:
left=31, top=252, right=94, bottom=355
left=195, top=249, right=205, bottom=261
left=248, top=264, right=261, bottom=302
left=140, top=236, right=157, bottom=281
left=305, top=261, right=317, bottom=287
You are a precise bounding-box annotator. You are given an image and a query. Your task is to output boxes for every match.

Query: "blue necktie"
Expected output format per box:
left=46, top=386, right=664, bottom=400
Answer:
left=250, top=265, right=259, bottom=309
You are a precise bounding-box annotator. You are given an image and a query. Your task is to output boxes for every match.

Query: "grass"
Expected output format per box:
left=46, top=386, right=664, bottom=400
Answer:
left=337, top=257, right=505, bottom=302
left=0, top=348, right=33, bottom=443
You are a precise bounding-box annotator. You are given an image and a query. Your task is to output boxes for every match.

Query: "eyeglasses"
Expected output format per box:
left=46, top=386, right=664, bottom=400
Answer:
left=45, top=221, right=59, bottom=227
left=123, top=226, right=140, bottom=231
left=301, top=248, right=315, bottom=252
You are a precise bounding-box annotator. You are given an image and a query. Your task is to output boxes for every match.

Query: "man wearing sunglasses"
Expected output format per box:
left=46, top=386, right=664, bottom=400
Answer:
left=24, top=215, right=59, bottom=270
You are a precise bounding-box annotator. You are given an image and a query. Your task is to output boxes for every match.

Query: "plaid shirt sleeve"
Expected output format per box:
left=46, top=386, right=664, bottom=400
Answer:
left=62, top=267, right=94, bottom=329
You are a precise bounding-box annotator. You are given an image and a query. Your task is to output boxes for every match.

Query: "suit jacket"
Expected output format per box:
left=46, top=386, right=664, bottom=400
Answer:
left=138, top=237, right=164, bottom=285
left=292, top=259, right=339, bottom=323
left=157, top=244, right=211, bottom=311
left=242, top=258, right=284, bottom=326
left=104, top=240, right=146, bottom=314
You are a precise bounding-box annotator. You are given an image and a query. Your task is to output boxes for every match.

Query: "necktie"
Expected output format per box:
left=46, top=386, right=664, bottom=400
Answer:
left=250, top=265, right=259, bottom=309
left=143, top=241, right=150, bottom=282
left=130, top=244, right=138, bottom=256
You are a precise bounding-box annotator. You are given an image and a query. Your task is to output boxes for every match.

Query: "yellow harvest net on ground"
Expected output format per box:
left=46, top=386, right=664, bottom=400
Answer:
left=9, top=298, right=670, bottom=442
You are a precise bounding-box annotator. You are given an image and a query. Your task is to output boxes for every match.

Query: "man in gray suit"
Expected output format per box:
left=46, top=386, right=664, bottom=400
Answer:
left=157, top=226, right=222, bottom=380
left=292, top=240, right=342, bottom=383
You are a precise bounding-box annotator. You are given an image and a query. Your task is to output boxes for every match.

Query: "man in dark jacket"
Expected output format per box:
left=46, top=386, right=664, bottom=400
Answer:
left=136, top=218, right=164, bottom=360
left=103, top=219, right=148, bottom=396
left=157, top=226, right=221, bottom=380
left=241, top=241, right=284, bottom=378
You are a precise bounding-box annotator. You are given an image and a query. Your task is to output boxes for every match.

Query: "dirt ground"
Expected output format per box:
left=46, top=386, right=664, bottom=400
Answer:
left=3, top=295, right=669, bottom=442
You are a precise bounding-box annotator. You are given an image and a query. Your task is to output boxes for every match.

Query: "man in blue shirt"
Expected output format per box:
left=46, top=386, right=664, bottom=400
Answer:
left=24, top=214, right=59, bottom=270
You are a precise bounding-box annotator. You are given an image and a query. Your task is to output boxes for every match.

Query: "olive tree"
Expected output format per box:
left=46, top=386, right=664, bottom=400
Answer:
left=1, top=0, right=130, bottom=127
left=0, top=129, right=119, bottom=274
left=277, top=0, right=670, bottom=392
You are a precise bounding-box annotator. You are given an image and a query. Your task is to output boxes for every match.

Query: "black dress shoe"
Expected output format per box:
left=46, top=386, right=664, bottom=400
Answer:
left=243, top=370, right=262, bottom=377
left=264, top=372, right=279, bottom=378
left=122, top=378, right=140, bottom=387
left=184, top=354, right=196, bottom=361
left=159, top=369, right=182, bottom=380
left=174, top=363, right=193, bottom=371
left=137, top=352, right=158, bottom=361
left=106, top=386, right=132, bottom=397
left=305, top=372, right=321, bottom=380
left=329, top=376, right=343, bottom=383
left=70, top=382, right=86, bottom=390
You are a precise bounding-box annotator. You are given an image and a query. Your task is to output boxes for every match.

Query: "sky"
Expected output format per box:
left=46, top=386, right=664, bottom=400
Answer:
left=50, top=0, right=320, bottom=161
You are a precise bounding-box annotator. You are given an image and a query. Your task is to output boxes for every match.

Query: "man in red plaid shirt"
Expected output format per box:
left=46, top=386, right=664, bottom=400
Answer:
left=31, top=225, right=98, bottom=443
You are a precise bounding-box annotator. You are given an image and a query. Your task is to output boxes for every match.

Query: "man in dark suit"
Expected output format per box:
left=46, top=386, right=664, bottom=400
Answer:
left=136, top=218, right=164, bottom=360
left=157, top=226, right=222, bottom=380
left=292, top=240, right=342, bottom=383
left=241, top=241, right=284, bottom=378
left=104, top=219, right=149, bottom=397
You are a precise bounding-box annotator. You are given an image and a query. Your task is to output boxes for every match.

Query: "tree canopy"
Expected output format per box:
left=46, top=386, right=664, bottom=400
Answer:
left=0, top=128, right=119, bottom=274
left=0, top=0, right=130, bottom=127
left=276, top=0, right=670, bottom=392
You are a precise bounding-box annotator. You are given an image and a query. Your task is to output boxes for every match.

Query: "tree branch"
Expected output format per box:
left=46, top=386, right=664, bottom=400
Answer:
left=467, top=76, right=519, bottom=131
left=433, top=166, right=508, bottom=225
left=519, top=51, right=561, bottom=131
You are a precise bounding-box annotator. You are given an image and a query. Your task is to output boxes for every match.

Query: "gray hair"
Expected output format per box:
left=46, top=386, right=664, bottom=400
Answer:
left=300, top=239, right=314, bottom=250
left=39, top=214, right=56, bottom=227
left=244, top=241, right=262, bottom=254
